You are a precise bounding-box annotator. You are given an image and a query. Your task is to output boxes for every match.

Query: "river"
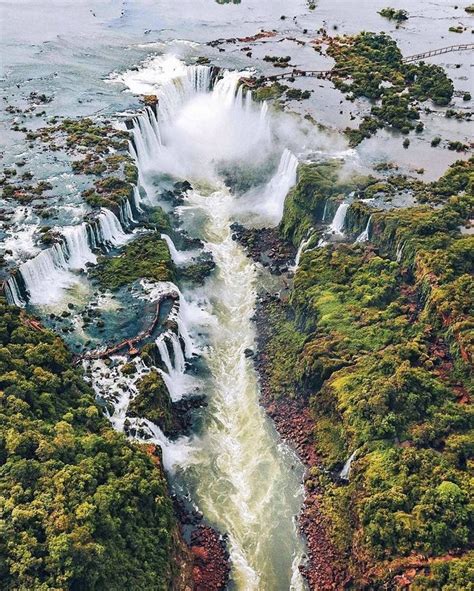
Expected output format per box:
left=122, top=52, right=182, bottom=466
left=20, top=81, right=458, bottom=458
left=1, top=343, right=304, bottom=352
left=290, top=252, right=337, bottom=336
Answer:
left=1, top=1, right=473, bottom=588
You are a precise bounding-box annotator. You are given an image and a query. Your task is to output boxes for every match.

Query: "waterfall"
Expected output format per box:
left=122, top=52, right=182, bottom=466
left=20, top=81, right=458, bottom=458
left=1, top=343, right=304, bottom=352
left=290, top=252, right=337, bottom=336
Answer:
left=127, top=60, right=271, bottom=183
left=4, top=275, right=25, bottom=307
left=396, top=241, right=405, bottom=262
left=160, top=233, right=192, bottom=265
left=157, top=63, right=212, bottom=123
left=340, top=450, right=358, bottom=481
left=261, top=149, right=298, bottom=225
left=247, top=149, right=298, bottom=226
left=118, top=197, right=137, bottom=227
left=9, top=208, right=129, bottom=306
left=291, top=231, right=313, bottom=272
left=154, top=331, right=193, bottom=402
left=124, top=198, right=137, bottom=225
left=85, top=356, right=192, bottom=471
left=170, top=332, right=186, bottom=374
left=322, top=200, right=329, bottom=222
left=329, top=202, right=349, bottom=235
left=130, top=107, right=162, bottom=171
left=132, top=184, right=144, bottom=212
left=18, top=243, right=73, bottom=305
left=114, top=57, right=309, bottom=589
left=62, top=223, right=97, bottom=269
left=97, top=208, right=128, bottom=247
left=356, top=215, right=372, bottom=243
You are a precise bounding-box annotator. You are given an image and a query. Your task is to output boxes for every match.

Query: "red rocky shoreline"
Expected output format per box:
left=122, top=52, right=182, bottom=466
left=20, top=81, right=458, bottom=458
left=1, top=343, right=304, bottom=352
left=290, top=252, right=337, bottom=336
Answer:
left=232, top=224, right=350, bottom=589
left=254, top=294, right=350, bottom=591
left=171, top=492, right=230, bottom=591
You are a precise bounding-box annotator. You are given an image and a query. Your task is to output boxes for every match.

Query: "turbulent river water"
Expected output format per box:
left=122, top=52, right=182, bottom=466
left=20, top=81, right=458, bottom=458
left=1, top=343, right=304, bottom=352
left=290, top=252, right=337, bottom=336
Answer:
left=116, top=59, right=308, bottom=589
left=2, top=1, right=473, bottom=588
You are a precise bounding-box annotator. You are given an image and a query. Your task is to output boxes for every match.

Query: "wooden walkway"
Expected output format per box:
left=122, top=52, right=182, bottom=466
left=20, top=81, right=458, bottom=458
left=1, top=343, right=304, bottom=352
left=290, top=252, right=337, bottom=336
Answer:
left=402, top=43, right=474, bottom=63
left=79, top=291, right=179, bottom=362
left=254, top=43, right=474, bottom=83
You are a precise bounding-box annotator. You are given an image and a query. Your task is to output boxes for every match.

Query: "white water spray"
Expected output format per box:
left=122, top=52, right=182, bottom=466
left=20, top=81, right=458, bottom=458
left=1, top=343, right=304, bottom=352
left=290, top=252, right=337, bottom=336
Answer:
left=355, top=215, right=372, bottom=243
left=329, top=202, right=349, bottom=235
left=160, top=233, right=194, bottom=265
left=114, top=55, right=308, bottom=590
left=340, top=450, right=358, bottom=481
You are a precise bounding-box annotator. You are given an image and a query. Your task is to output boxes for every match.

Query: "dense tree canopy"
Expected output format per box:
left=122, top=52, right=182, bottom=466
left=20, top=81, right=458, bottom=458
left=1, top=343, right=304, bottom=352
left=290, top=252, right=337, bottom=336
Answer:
left=0, top=301, right=177, bottom=590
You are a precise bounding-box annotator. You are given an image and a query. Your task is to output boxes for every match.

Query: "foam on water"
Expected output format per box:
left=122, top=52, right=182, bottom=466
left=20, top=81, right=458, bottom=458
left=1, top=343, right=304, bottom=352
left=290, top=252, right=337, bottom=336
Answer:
left=110, top=55, right=308, bottom=589
left=160, top=233, right=195, bottom=265
left=7, top=207, right=130, bottom=306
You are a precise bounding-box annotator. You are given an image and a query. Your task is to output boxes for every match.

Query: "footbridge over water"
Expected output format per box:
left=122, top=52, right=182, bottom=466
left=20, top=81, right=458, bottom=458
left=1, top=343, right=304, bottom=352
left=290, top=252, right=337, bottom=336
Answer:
left=252, top=43, right=474, bottom=84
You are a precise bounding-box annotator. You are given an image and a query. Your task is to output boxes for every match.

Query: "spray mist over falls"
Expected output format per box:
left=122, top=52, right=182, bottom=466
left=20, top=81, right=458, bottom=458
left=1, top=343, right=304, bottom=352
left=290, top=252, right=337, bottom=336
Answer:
left=116, top=56, right=308, bottom=589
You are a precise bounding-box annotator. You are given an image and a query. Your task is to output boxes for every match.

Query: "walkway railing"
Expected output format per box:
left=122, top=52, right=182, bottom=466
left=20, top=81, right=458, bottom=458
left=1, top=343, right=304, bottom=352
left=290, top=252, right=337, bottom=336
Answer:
left=252, top=43, right=474, bottom=83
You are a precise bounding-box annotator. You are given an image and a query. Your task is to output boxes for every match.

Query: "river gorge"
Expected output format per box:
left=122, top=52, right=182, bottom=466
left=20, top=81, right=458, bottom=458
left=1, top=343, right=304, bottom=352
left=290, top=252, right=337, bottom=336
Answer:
left=1, top=1, right=472, bottom=590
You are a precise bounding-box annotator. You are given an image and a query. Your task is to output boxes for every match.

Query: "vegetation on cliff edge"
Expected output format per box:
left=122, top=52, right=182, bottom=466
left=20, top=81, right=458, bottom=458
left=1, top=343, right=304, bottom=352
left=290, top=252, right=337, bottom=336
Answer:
left=0, top=301, right=177, bottom=590
left=265, top=156, right=473, bottom=586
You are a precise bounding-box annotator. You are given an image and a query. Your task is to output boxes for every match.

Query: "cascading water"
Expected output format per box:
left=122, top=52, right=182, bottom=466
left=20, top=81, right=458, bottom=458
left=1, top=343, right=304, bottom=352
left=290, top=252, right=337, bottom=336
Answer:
left=116, top=56, right=307, bottom=590
left=86, top=355, right=192, bottom=471
left=329, top=202, right=349, bottom=235
left=248, top=148, right=299, bottom=225
left=291, top=231, right=313, bottom=272
left=356, top=215, right=372, bottom=243
left=8, top=207, right=130, bottom=306
left=17, top=243, right=74, bottom=305
left=160, top=233, right=193, bottom=265
left=62, top=223, right=97, bottom=269
left=340, top=450, right=358, bottom=481
left=183, top=188, right=307, bottom=590
left=4, top=275, right=25, bottom=307
left=97, top=208, right=129, bottom=247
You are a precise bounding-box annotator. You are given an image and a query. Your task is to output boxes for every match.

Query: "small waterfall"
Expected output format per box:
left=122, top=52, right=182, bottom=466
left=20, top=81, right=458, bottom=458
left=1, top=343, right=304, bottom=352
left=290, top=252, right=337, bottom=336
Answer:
left=130, top=107, right=162, bottom=170
left=119, top=198, right=137, bottom=227
left=322, top=200, right=329, bottom=222
left=62, top=223, right=97, bottom=269
left=156, top=337, right=174, bottom=374
left=85, top=356, right=192, bottom=471
left=160, top=233, right=192, bottom=265
left=396, top=241, right=405, bottom=262
left=127, top=417, right=192, bottom=471
left=154, top=331, right=192, bottom=402
left=356, top=215, right=372, bottom=243
left=170, top=332, right=186, bottom=374
left=176, top=316, right=194, bottom=358
left=132, top=184, right=144, bottom=212
left=4, top=275, right=25, bottom=307
left=253, top=149, right=298, bottom=225
left=329, top=203, right=349, bottom=235
left=340, top=450, right=358, bottom=481
left=97, top=208, right=128, bottom=247
left=291, top=232, right=313, bottom=272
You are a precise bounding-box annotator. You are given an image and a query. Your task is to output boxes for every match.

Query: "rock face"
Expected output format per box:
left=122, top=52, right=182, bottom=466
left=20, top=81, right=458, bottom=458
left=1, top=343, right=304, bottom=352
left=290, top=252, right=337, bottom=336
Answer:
left=190, top=526, right=230, bottom=591
left=231, top=223, right=296, bottom=273
left=254, top=294, right=349, bottom=590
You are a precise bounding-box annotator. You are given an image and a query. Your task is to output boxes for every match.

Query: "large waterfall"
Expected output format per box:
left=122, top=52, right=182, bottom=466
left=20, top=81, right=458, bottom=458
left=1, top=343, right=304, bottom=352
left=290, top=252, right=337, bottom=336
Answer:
left=113, top=56, right=307, bottom=590
left=7, top=207, right=130, bottom=306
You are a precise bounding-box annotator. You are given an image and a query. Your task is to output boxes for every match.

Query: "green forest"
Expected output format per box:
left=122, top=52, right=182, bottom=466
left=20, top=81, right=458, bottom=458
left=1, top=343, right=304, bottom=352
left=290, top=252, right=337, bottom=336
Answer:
left=261, top=157, right=474, bottom=587
left=0, top=301, right=179, bottom=591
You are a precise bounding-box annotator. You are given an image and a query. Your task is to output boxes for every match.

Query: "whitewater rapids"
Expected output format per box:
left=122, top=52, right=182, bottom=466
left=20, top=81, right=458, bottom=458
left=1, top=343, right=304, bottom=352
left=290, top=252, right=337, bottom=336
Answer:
left=114, top=55, right=308, bottom=589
